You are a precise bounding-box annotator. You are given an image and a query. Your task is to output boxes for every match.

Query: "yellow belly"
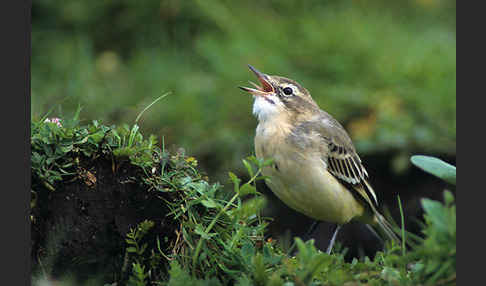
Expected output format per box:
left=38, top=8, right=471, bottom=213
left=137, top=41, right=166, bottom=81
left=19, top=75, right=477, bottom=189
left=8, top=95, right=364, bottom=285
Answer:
left=260, top=152, right=366, bottom=225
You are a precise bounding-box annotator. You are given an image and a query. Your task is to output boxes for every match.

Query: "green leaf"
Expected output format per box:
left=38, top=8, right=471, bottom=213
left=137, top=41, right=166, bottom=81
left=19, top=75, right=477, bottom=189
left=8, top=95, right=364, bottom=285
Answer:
left=228, top=171, right=241, bottom=193
left=411, top=155, right=456, bottom=185
left=242, top=159, right=254, bottom=178
left=238, top=183, right=257, bottom=197
left=201, top=199, right=219, bottom=209
left=234, top=196, right=266, bottom=220
left=195, top=224, right=217, bottom=239
left=443, top=190, right=455, bottom=206
left=421, top=198, right=448, bottom=233
left=262, top=158, right=274, bottom=167
left=253, top=253, right=267, bottom=285
left=235, top=275, right=252, bottom=286
left=89, top=131, right=105, bottom=143
left=241, top=242, right=255, bottom=264
left=228, top=171, right=241, bottom=185
left=128, top=124, right=140, bottom=147
left=380, top=266, right=401, bottom=282
left=58, top=145, right=73, bottom=153
left=126, top=247, right=137, bottom=253
left=126, top=239, right=136, bottom=245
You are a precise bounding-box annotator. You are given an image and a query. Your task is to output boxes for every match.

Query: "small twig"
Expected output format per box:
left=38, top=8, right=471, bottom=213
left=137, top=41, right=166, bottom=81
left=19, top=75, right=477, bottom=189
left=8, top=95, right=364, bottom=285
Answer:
left=172, top=227, right=182, bottom=256
left=156, top=236, right=172, bottom=261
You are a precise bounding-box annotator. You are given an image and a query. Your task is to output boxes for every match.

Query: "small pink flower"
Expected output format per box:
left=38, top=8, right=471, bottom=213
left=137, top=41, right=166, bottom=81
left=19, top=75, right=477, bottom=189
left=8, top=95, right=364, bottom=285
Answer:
left=44, top=117, right=62, bottom=127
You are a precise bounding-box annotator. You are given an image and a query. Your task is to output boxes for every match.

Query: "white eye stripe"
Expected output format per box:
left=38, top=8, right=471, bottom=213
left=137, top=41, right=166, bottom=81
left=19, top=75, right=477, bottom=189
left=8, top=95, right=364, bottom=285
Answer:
left=282, top=84, right=296, bottom=89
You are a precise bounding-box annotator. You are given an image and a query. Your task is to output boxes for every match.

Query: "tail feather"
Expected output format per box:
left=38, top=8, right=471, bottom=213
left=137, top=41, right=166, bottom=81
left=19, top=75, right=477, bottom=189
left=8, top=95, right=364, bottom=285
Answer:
left=373, top=212, right=401, bottom=245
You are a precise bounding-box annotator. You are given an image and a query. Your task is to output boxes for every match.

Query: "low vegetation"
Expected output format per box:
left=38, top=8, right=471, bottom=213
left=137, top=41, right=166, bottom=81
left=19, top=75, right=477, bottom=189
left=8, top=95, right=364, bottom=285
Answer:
left=31, top=116, right=455, bottom=285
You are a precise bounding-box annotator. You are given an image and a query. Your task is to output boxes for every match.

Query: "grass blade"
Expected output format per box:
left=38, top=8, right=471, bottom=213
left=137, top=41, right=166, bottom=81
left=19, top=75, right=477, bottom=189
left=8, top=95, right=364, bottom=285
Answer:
left=135, top=92, right=171, bottom=124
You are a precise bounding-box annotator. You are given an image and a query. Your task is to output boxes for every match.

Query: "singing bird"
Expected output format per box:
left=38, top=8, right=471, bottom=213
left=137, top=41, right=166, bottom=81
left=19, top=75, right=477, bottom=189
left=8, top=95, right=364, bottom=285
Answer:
left=239, top=65, right=399, bottom=253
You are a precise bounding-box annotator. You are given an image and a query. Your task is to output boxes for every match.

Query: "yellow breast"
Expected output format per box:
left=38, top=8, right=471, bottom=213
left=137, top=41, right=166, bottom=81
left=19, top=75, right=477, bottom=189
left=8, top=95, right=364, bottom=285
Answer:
left=254, top=120, right=366, bottom=225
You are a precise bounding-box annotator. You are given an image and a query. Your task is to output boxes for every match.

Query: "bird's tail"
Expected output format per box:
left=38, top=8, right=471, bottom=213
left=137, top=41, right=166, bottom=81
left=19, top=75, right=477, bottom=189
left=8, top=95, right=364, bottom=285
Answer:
left=372, top=212, right=401, bottom=246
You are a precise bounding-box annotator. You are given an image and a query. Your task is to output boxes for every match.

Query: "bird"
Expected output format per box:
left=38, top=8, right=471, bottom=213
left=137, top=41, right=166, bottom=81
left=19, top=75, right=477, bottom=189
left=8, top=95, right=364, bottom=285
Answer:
left=239, top=64, right=399, bottom=254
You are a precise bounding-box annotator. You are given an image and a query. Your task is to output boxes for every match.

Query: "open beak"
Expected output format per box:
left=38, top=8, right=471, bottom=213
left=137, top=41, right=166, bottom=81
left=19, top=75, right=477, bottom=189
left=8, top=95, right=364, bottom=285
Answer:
left=239, top=64, right=274, bottom=97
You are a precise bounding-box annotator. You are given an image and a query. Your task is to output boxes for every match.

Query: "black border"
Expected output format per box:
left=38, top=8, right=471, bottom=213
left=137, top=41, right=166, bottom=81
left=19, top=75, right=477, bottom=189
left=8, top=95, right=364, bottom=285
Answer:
left=458, top=1, right=478, bottom=284
left=1, top=0, right=31, bottom=284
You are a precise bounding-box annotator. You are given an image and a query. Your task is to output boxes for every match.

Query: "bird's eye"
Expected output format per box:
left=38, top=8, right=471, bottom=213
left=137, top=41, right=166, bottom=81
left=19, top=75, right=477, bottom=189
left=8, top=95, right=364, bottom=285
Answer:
left=282, top=87, right=293, bottom=95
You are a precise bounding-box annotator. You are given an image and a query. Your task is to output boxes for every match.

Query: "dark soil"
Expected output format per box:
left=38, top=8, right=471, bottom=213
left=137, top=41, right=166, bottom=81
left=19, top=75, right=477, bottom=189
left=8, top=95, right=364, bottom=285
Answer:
left=31, top=155, right=177, bottom=284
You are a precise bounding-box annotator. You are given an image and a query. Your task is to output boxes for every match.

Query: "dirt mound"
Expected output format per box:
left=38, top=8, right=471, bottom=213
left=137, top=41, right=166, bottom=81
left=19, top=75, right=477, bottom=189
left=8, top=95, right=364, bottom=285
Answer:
left=31, top=155, right=176, bottom=283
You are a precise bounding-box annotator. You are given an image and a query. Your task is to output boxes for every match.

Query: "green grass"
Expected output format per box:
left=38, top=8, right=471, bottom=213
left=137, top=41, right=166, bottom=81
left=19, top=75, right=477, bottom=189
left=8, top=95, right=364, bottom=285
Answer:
left=31, top=116, right=456, bottom=285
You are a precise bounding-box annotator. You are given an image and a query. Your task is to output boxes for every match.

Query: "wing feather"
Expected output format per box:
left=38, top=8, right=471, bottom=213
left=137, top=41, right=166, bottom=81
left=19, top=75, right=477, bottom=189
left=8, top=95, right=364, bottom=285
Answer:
left=326, top=141, right=378, bottom=206
left=289, top=113, right=379, bottom=207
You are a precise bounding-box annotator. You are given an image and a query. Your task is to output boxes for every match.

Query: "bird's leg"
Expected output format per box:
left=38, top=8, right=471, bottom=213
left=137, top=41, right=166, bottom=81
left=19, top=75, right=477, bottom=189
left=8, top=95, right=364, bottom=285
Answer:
left=326, top=224, right=342, bottom=254
left=305, top=220, right=320, bottom=239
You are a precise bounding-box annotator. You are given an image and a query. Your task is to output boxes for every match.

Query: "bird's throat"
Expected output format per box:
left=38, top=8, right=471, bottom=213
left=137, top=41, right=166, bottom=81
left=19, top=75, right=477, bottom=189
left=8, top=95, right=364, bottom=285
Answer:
left=252, top=96, right=280, bottom=122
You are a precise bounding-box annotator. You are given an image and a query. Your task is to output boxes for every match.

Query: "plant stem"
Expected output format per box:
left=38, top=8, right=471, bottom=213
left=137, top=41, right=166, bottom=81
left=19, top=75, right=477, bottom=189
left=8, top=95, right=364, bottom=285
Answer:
left=192, top=192, right=239, bottom=274
left=135, top=92, right=170, bottom=124
left=191, top=165, right=263, bottom=275
left=397, top=195, right=406, bottom=256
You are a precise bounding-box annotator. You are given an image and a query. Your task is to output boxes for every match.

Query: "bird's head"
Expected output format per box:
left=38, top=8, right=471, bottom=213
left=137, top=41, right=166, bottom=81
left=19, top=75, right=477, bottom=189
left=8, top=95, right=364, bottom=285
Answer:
left=239, top=65, right=318, bottom=122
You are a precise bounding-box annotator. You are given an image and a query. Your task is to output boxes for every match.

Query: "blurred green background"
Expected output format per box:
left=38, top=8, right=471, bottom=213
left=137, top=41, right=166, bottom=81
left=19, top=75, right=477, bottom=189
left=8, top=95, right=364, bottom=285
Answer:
left=32, top=0, right=456, bottom=184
